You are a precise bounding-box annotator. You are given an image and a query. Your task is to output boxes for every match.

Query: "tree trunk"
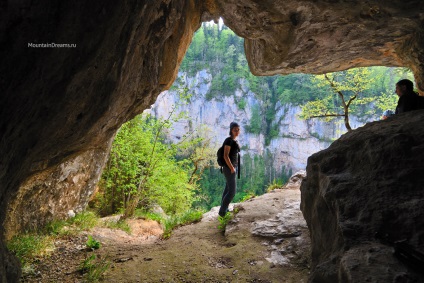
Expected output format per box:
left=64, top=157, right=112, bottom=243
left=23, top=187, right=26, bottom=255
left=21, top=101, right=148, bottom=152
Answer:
left=344, top=107, right=352, bottom=131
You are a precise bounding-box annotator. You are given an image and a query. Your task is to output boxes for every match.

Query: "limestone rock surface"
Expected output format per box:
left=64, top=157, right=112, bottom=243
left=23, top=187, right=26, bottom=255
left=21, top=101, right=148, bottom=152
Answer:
left=300, top=110, right=424, bottom=282
left=203, top=185, right=311, bottom=270
left=282, top=170, right=306, bottom=191
left=3, top=147, right=110, bottom=240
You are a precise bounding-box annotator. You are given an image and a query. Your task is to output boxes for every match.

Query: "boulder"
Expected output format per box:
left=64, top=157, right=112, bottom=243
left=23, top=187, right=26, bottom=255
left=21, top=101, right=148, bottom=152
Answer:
left=283, top=170, right=306, bottom=190
left=301, top=110, right=424, bottom=282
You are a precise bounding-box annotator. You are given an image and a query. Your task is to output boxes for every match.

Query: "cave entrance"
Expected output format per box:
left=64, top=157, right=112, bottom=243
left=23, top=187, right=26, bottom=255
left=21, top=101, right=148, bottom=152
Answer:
left=91, top=19, right=415, bottom=221
left=5, top=15, right=419, bottom=283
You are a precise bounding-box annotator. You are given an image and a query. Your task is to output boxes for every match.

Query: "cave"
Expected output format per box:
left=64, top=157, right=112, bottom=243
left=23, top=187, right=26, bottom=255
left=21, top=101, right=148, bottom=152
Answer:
left=1, top=0, right=424, bottom=282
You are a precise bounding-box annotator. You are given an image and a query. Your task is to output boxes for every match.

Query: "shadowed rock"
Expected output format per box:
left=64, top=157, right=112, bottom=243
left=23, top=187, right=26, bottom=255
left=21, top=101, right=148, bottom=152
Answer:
left=301, top=110, right=424, bottom=282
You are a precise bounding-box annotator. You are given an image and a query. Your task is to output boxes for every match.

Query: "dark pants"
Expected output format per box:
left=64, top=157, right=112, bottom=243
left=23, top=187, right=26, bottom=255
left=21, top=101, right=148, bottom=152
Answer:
left=219, top=166, right=236, bottom=216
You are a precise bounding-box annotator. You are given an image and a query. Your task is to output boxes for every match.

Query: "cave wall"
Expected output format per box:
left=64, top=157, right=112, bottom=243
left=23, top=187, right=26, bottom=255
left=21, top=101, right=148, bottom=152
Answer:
left=1, top=0, right=424, bottom=282
left=0, top=0, right=204, bottom=280
left=3, top=146, right=112, bottom=240
left=0, top=0, right=205, bottom=231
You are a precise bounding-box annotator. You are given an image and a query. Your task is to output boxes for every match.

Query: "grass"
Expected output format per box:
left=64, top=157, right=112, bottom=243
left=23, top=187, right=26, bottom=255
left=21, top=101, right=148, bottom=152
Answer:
left=134, top=210, right=164, bottom=223
left=266, top=181, right=283, bottom=192
left=68, top=211, right=99, bottom=231
left=7, top=211, right=103, bottom=271
left=7, top=208, right=204, bottom=274
left=6, top=233, right=54, bottom=266
left=102, top=219, right=131, bottom=234
left=162, top=209, right=204, bottom=239
left=217, top=206, right=242, bottom=232
left=79, top=254, right=110, bottom=282
left=217, top=212, right=233, bottom=232
left=134, top=208, right=205, bottom=239
left=240, top=193, right=255, bottom=202
left=44, top=219, right=69, bottom=235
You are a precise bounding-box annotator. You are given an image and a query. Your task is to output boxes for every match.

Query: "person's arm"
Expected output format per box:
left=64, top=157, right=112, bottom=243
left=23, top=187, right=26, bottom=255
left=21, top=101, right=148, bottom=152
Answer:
left=224, top=145, right=235, bottom=174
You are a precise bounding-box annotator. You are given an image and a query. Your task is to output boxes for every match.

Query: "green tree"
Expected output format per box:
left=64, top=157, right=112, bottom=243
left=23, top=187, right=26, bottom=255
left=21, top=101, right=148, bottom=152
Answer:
left=97, top=114, right=197, bottom=217
left=300, top=68, right=376, bottom=131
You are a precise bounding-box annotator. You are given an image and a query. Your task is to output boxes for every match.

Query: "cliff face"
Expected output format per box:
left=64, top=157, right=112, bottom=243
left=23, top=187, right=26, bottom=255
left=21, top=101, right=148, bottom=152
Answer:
left=300, top=110, right=424, bottom=282
left=149, top=70, right=371, bottom=172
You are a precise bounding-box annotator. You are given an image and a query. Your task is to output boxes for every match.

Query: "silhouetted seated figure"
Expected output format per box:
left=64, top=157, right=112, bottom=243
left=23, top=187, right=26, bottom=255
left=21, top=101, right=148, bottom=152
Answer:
left=395, top=79, right=419, bottom=114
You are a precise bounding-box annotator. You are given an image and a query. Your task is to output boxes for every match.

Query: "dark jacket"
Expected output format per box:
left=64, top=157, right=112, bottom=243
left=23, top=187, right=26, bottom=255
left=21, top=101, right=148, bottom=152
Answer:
left=395, top=91, right=419, bottom=114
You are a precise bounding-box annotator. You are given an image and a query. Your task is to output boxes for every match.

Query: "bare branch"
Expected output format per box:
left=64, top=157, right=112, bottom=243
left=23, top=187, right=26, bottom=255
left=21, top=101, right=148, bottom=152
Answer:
left=309, top=113, right=345, bottom=118
left=346, top=95, right=357, bottom=108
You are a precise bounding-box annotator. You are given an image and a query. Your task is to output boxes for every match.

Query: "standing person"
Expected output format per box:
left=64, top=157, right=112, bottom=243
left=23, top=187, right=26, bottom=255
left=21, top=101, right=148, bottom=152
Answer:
left=218, top=122, right=241, bottom=217
left=395, top=79, right=419, bottom=114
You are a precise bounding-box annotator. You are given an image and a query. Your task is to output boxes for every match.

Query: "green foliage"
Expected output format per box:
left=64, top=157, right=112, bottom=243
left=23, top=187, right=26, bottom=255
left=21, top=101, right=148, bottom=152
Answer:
left=69, top=211, right=99, bottom=231
left=374, top=91, right=398, bottom=115
left=245, top=104, right=262, bottom=134
left=79, top=254, right=110, bottom=282
left=300, top=68, right=376, bottom=127
left=103, top=219, right=131, bottom=234
left=6, top=234, right=54, bottom=266
left=300, top=67, right=414, bottom=128
left=217, top=212, right=233, bottom=232
left=266, top=180, right=283, bottom=192
left=44, top=219, right=68, bottom=236
left=96, top=114, right=197, bottom=217
left=86, top=235, right=101, bottom=250
left=236, top=97, right=247, bottom=110
left=239, top=193, right=255, bottom=202
left=299, top=95, right=338, bottom=122
left=162, top=209, right=204, bottom=239
left=135, top=210, right=164, bottom=223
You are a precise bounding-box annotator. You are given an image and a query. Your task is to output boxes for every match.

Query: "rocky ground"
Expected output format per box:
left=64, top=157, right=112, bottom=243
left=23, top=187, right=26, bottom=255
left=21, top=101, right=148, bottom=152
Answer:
left=21, top=185, right=310, bottom=283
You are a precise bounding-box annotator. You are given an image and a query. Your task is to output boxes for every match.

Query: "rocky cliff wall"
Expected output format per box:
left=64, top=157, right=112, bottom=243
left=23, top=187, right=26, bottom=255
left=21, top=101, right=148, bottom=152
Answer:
left=300, top=110, right=424, bottom=282
left=149, top=70, right=372, bottom=172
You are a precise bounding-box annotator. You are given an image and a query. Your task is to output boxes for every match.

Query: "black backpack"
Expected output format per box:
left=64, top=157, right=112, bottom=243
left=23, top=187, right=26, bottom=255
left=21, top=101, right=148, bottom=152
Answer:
left=217, top=145, right=225, bottom=167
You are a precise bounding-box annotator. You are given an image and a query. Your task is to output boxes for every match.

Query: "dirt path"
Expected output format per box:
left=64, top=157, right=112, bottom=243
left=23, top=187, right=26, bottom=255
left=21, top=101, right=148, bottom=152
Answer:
left=23, top=188, right=310, bottom=283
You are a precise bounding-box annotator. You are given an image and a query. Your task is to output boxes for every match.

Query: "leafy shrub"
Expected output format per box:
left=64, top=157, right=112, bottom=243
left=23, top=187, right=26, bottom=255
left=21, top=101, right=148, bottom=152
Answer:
left=217, top=212, right=232, bottom=232
left=86, top=235, right=101, bottom=250
left=266, top=181, right=282, bottom=192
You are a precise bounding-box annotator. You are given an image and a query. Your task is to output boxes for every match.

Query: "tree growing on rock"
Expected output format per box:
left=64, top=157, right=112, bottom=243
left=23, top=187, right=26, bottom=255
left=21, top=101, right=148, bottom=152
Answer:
left=299, top=68, right=377, bottom=131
